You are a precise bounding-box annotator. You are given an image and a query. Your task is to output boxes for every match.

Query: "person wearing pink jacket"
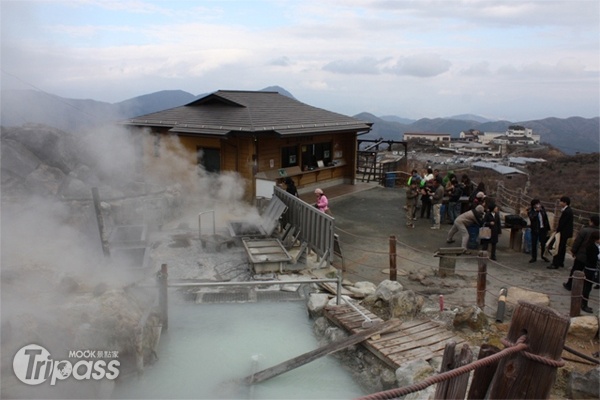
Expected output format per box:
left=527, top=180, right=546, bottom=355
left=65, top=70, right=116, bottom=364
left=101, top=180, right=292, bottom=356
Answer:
left=314, top=188, right=332, bottom=215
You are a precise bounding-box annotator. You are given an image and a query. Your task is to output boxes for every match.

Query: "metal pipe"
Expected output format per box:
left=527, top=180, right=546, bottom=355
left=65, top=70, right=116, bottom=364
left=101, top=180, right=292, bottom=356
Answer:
left=340, top=295, right=373, bottom=328
left=138, top=278, right=341, bottom=288
left=336, top=269, right=342, bottom=305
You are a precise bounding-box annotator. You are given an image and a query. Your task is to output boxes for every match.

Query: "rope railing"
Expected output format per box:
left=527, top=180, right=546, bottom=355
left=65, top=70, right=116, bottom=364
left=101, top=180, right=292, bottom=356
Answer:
left=354, top=335, right=530, bottom=400
left=332, top=224, right=599, bottom=314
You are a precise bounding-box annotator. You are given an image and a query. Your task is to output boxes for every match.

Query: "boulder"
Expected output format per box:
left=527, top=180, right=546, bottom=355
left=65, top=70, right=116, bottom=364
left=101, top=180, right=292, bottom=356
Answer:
left=375, top=280, right=404, bottom=301
left=453, top=306, right=489, bottom=331
left=505, top=286, right=550, bottom=307
left=390, top=290, right=423, bottom=318
left=395, top=358, right=436, bottom=400
left=4, top=125, right=80, bottom=173
left=568, top=315, right=599, bottom=340
left=25, top=164, right=66, bottom=196
left=62, top=177, right=91, bottom=199
left=346, top=281, right=377, bottom=297
left=307, top=293, right=330, bottom=318
left=568, top=366, right=599, bottom=399
left=1, top=138, right=41, bottom=179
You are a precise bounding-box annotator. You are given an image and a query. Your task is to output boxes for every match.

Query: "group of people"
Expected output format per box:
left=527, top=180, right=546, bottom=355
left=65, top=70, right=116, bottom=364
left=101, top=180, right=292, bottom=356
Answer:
left=282, top=173, right=599, bottom=314
left=529, top=196, right=600, bottom=313
left=405, top=168, right=486, bottom=228
left=410, top=172, right=599, bottom=314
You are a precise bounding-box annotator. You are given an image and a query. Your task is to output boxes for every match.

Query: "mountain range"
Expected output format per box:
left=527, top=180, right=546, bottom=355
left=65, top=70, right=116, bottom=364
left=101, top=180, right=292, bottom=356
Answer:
left=1, top=87, right=598, bottom=155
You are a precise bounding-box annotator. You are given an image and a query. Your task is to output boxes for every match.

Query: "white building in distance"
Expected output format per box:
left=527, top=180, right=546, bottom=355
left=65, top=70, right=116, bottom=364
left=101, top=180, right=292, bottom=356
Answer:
left=403, top=132, right=451, bottom=142
left=461, top=125, right=541, bottom=145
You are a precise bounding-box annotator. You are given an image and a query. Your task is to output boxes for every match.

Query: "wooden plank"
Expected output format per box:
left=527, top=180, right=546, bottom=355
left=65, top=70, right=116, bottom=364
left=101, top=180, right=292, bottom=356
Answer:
left=381, top=331, right=457, bottom=357
left=389, top=347, right=435, bottom=364
left=243, top=319, right=402, bottom=385
left=375, top=326, right=451, bottom=350
left=370, top=322, right=445, bottom=346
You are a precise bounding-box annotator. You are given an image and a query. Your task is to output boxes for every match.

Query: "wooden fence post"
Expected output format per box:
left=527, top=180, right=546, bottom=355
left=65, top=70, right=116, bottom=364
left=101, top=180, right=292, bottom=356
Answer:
left=467, top=344, right=500, bottom=399
left=389, top=235, right=397, bottom=281
left=487, top=301, right=570, bottom=399
left=434, top=341, right=456, bottom=399
left=158, top=264, right=168, bottom=331
left=570, top=270, right=585, bottom=317
left=445, top=344, right=473, bottom=399
left=477, top=251, right=487, bottom=309
left=434, top=342, right=474, bottom=399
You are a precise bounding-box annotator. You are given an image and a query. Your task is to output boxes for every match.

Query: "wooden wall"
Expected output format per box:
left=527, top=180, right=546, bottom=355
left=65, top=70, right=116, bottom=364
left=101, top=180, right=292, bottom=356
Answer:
left=137, top=128, right=358, bottom=202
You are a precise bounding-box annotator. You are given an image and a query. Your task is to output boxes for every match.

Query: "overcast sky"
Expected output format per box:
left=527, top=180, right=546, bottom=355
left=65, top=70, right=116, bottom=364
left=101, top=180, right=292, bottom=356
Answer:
left=1, top=0, right=598, bottom=121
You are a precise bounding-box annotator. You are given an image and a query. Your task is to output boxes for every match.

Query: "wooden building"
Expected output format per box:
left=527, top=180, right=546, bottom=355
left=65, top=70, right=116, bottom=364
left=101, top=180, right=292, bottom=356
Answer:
left=122, top=90, right=372, bottom=202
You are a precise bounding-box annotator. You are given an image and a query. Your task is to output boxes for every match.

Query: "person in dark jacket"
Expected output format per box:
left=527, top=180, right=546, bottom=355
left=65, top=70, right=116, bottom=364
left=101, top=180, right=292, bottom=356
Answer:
left=284, top=177, right=298, bottom=197
left=447, top=177, right=462, bottom=223
left=581, top=230, right=599, bottom=313
left=563, top=215, right=599, bottom=290
left=528, top=199, right=551, bottom=263
left=480, top=202, right=501, bottom=261
left=548, top=196, right=574, bottom=269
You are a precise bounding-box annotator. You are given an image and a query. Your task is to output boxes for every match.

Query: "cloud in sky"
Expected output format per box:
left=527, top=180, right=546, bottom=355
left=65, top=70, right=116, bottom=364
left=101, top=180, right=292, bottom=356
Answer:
left=1, top=0, right=598, bottom=121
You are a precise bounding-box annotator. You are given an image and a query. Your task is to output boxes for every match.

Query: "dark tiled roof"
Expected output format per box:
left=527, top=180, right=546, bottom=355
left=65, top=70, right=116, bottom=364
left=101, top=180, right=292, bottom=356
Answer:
left=122, top=90, right=372, bottom=137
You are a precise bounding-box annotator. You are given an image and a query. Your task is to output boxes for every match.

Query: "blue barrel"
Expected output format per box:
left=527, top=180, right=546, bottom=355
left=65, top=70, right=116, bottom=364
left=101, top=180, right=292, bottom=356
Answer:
left=467, top=225, right=479, bottom=249
left=385, top=172, right=396, bottom=188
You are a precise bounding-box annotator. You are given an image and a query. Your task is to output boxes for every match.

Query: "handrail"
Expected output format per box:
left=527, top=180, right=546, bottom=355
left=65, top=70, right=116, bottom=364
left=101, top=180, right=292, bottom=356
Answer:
left=144, top=276, right=344, bottom=305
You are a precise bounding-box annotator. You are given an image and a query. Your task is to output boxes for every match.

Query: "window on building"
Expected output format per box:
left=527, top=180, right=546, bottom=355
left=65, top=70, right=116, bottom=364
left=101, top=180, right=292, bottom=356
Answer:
left=301, top=142, right=332, bottom=170
left=281, top=145, right=299, bottom=168
left=197, top=147, right=221, bottom=173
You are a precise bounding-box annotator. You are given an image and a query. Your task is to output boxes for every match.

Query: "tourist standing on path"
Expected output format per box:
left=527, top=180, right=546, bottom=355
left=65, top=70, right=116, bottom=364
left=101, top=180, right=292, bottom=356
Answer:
left=446, top=205, right=485, bottom=250
left=563, top=215, right=599, bottom=290
left=447, top=177, right=462, bottom=223
left=284, top=177, right=298, bottom=197
left=430, top=178, right=445, bottom=230
left=314, top=188, right=332, bottom=215
left=460, top=174, right=475, bottom=213
left=405, top=178, right=420, bottom=228
left=420, top=182, right=432, bottom=219
left=580, top=230, right=600, bottom=314
left=407, top=169, right=422, bottom=185
left=528, top=199, right=551, bottom=263
left=548, top=196, right=574, bottom=269
left=480, top=202, right=501, bottom=261
left=405, top=169, right=421, bottom=211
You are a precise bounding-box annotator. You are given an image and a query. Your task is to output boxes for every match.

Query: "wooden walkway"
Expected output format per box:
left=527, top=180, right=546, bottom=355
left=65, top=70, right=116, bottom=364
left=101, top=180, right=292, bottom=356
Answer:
left=324, top=304, right=467, bottom=370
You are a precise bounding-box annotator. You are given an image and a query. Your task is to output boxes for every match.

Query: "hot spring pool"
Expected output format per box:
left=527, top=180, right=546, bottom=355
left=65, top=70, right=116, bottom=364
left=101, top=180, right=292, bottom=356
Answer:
left=112, top=301, right=366, bottom=399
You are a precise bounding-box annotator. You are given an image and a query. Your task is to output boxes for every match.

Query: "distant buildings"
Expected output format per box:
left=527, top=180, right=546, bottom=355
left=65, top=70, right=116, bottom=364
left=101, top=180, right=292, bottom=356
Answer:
left=403, top=132, right=451, bottom=142
left=404, top=126, right=541, bottom=158
left=470, top=125, right=541, bottom=145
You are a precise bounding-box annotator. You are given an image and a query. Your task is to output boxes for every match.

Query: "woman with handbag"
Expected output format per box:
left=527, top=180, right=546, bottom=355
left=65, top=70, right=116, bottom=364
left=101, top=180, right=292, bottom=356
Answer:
left=480, top=202, right=501, bottom=261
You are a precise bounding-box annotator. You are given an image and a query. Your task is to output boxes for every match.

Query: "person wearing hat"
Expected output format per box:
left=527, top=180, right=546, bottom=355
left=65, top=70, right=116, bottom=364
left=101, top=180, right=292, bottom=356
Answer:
left=471, top=191, right=486, bottom=209
left=446, top=205, right=485, bottom=250
left=314, top=188, right=332, bottom=215
left=480, top=202, right=502, bottom=261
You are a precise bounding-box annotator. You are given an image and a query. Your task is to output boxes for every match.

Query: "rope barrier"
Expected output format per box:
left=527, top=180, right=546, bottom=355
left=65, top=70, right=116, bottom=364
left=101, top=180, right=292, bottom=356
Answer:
left=354, top=335, right=529, bottom=400
left=501, top=338, right=565, bottom=368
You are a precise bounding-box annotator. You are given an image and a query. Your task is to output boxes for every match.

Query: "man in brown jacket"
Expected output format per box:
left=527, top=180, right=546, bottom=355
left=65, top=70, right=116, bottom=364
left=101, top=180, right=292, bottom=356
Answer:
left=446, top=205, right=485, bottom=250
